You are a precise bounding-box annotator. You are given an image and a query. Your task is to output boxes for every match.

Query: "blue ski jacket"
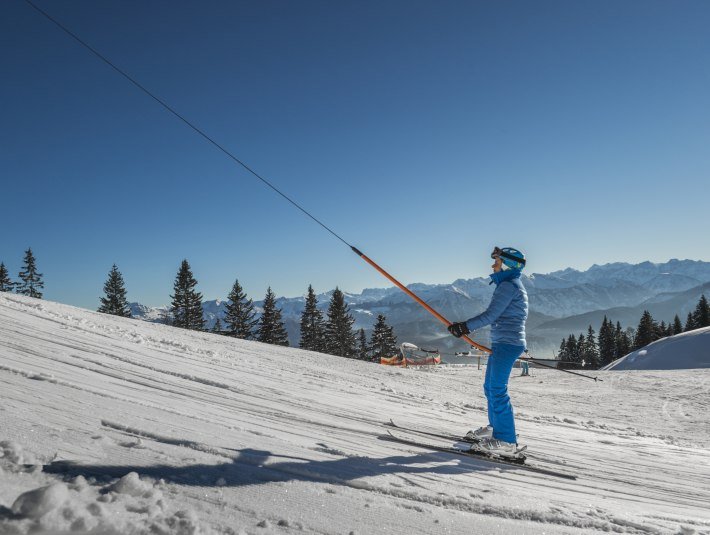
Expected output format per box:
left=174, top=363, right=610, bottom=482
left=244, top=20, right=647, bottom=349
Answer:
left=465, top=270, right=528, bottom=347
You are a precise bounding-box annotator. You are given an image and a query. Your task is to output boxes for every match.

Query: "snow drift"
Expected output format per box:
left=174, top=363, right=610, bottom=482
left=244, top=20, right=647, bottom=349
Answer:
left=1, top=293, right=709, bottom=534
left=604, top=327, right=710, bottom=371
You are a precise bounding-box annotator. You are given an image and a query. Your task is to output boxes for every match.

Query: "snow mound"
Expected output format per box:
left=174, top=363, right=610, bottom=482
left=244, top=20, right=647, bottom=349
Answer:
left=604, top=327, right=710, bottom=370
left=108, top=471, right=154, bottom=497
left=11, top=483, right=69, bottom=519
left=1, top=440, right=36, bottom=466
left=1, top=458, right=203, bottom=535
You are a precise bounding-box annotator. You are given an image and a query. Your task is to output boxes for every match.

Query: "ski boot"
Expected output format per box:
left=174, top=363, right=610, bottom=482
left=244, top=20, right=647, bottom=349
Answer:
left=463, top=425, right=493, bottom=443
left=473, top=437, right=527, bottom=461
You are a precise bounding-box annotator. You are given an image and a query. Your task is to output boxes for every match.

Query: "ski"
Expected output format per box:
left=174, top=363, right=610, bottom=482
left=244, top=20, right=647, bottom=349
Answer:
left=384, top=419, right=570, bottom=468
left=385, top=418, right=471, bottom=442
left=379, top=431, right=577, bottom=481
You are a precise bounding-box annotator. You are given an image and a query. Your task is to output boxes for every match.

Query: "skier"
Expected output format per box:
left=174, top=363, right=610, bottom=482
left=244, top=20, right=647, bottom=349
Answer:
left=447, top=246, right=528, bottom=457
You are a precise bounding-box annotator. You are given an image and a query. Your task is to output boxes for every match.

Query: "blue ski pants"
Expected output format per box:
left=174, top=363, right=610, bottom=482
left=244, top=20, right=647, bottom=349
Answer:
left=484, top=343, right=525, bottom=444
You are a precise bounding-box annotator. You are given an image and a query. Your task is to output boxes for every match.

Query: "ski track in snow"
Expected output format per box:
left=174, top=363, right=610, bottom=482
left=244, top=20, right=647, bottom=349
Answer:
left=1, top=293, right=709, bottom=534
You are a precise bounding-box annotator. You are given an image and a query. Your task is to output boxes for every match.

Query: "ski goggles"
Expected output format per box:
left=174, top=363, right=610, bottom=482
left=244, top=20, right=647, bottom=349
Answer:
left=491, top=246, right=526, bottom=266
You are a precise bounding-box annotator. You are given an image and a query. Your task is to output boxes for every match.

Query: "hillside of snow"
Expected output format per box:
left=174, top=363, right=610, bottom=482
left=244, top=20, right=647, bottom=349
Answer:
left=1, top=293, right=709, bottom=534
left=603, top=327, right=710, bottom=371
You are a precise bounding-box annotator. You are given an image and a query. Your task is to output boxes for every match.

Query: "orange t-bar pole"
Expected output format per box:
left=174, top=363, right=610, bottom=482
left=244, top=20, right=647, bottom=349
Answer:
left=351, top=246, right=492, bottom=354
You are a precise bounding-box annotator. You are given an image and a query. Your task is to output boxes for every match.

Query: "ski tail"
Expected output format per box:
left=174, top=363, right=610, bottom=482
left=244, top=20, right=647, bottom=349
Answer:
left=385, top=419, right=467, bottom=442
left=380, top=431, right=577, bottom=481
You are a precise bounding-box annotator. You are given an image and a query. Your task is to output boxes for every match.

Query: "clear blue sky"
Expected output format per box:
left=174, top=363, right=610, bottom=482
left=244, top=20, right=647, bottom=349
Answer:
left=2, top=0, right=709, bottom=309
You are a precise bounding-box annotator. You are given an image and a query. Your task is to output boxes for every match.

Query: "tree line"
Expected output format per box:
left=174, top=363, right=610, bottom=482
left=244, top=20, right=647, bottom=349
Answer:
left=1, top=250, right=399, bottom=362
left=6, top=250, right=709, bottom=368
left=0, top=248, right=44, bottom=297
left=165, top=259, right=399, bottom=362
left=557, top=294, right=710, bottom=370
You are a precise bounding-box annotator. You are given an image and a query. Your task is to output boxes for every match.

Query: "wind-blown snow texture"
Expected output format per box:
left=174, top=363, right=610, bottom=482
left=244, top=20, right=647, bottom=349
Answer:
left=1, top=293, right=709, bottom=534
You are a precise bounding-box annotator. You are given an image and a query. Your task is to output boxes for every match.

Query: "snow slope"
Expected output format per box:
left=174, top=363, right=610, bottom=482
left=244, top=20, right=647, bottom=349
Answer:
left=603, top=327, right=710, bottom=371
left=1, top=293, right=709, bottom=534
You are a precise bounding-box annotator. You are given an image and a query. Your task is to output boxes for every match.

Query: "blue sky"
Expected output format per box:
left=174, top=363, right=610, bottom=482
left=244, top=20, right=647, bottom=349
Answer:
left=2, top=0, right=709, bottom=309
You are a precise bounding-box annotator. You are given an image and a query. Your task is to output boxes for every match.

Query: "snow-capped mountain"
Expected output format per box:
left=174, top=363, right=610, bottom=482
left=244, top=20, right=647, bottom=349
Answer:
left=534, top=281, right=710, bottom=347
left=130, top=259, right=710, bottom=356
left=128, top=302, right=168, bottom=322
left=542, top=259, right=710, bottom=287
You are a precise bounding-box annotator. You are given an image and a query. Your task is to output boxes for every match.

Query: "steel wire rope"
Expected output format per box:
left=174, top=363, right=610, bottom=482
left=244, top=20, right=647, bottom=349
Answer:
left=23, top=0, right=353, bottom=249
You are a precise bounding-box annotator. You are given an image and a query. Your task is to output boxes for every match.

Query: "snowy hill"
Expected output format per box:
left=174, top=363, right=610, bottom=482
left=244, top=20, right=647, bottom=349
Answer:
left=603, top=327, right=710, bottom=371
left=130, top=259, right=710, bottom=355
left=2, top=293, right=710, bottom=534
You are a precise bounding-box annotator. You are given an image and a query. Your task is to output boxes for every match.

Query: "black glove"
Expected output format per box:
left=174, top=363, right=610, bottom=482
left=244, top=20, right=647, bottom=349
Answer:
left=447, top=321, right=470, bottom=338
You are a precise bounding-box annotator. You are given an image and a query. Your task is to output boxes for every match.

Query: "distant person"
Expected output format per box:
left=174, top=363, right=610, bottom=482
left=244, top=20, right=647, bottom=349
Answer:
left=448, top=246, right=528, bottom=458
left=520, top=356, right=530, bottom=376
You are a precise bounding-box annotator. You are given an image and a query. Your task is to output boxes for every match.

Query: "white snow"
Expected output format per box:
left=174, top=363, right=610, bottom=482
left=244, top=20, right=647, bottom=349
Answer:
left=1, top=293, right=709, bottom=534
left=604, top=327, right=710, bottom=370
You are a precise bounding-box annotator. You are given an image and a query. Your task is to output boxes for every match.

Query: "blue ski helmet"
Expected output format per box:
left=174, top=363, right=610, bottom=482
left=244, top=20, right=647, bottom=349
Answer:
left=491, top=246, right=526, bottom=271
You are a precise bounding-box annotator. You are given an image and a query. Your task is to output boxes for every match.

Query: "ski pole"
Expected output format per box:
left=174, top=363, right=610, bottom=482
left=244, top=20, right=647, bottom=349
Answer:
left=521, top=357, right=602, bottom=382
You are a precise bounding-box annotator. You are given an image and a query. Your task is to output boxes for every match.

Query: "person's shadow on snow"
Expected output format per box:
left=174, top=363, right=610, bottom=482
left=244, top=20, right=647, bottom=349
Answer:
left=38, top=444, right=510, bottom=488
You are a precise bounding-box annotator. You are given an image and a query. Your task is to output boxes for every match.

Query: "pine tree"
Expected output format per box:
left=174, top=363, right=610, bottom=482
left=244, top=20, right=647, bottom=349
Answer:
left=256, top=287, right=289, bottom=346
left=571, top=334, right=585, bottom=369
left=577, top=333, right=587, bottom=368
left=211, top=318, right=224, bottom=334
left=633, top=310, right=658, bottom=350
left=324, top=287, right=356, bottom=357
left=685, top=311, right=696, bottom=332
left=357, top=328, right=369, bottom=360
left=598, top=316, right=616, bottom=367
left=170, top=259, right=205, bottom=331
left=0, top=262, right=14, bottom=292
left=580, top=325, right=599, bottom=369
left=223, top=279, right=257, bottom=339
left=657, top=320, right=668, bottom=339
left=16, top=248, right=44, bottom=298
left=556, top=338, right=568, bottom=369
left=672, top=315, right=684, bottom=335
left=299, top=285, right=326, bottom=352
left=615, top=321, right=632, bottom=358
left=369, top=314, right=398, bottom=361
left=693, top=294, right=710, bottom=328
left=565, top=334, right=580, bottom=369
left=98, top=264, right=131, bottom=317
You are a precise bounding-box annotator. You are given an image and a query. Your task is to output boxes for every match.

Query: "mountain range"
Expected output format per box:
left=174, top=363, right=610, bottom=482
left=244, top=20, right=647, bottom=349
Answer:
left=130, top=259, right=710, bottom=356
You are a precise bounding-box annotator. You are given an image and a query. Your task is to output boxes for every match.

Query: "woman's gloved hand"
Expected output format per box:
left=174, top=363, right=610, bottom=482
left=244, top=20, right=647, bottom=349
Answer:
left=447, top=321, right=470, bottom=338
